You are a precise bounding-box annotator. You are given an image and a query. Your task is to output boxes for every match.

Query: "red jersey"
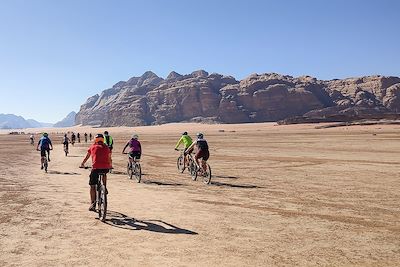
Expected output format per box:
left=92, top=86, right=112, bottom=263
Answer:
left=88, top=143, right=111, bottom=169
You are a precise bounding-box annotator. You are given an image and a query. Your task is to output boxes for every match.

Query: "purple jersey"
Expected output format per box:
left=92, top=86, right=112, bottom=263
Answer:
left=127, top=139, right=141, bottom=153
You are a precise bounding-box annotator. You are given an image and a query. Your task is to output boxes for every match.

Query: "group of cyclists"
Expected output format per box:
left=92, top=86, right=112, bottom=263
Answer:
left=33, top=129, right=210, bottom=212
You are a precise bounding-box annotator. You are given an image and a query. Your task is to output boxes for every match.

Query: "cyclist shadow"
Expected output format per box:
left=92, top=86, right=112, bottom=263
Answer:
left=210, top=181, right=262, bottom=189
left=104, top=211, right=198, bottom=235
left=47, top=170, right=80, bottom=175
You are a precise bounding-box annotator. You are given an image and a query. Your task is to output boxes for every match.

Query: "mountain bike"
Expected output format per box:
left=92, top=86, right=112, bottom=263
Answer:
left=30, top=138, right=34, bottom=145
left=176, top=149, right=186, bottom=173
left=80, top=166, right=108, bottom=222
left=124, top=153, right=141, bottom=183
left=189, top=158, right=212, bottom=184
left=38, top=148, right=52, bottom=173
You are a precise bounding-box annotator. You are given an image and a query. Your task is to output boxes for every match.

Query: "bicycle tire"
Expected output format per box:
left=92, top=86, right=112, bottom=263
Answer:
left=98, top=184, right=107, bottom=222
left=127, top=163, right=133, bottom=179
left=177, top=155, right=185, bottom=173
left=134, top=164, right=141, bottom=183
left=44, top=158, right=48, bottom=173
left=189, top=160, right=197, bottom=181
left=202, top=164, right=212, bottom=184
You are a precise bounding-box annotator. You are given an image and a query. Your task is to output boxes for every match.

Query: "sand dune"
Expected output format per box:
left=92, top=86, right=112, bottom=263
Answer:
left=1, top=122, right=400, bottom=266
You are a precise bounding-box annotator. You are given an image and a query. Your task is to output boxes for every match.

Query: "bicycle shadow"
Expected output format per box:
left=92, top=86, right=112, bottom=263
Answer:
left=210, top=181, right=262, bottom=189
left=213, top=175, right=239, bottom=179
left=109, top=170, right=147, bottom=176
left=47, top=170, right=80, bottom=175
left=103, top=211, right=198, bottom=235
left=142, top=180, right=186, bottom=187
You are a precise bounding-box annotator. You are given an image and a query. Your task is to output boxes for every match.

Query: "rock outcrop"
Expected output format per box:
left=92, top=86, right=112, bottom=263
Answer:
left=76, top=71, right=400, bottom=126
left=54, top=111, right=77, bottom=127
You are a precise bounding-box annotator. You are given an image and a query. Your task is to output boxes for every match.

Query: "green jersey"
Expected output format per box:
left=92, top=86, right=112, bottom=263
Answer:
left=175, top=135, right=193, bottom=149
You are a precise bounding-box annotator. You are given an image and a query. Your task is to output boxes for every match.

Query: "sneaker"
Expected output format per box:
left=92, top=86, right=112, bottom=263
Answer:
left=89, top=203, right=96, bottom=212
left=48, top=158, right=51, bottom=162
left=41, top=165, right=44, bottom=170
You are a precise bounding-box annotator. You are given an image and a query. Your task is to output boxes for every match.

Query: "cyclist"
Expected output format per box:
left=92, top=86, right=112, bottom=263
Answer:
left=174, top=131, right=193, bottom=168
left=36, top=133, right=53, bottom=169
left=62, top=133, right=70, bottom=151
left=186, top=132, right=209, bottom=172
left=29, top=134, right=34, bottom=145
left=104, top=131, right=114, bottom=168
left=84, top=133, right=88, bottom=143
left=77, top=133, right=81, bottom=143
left=122, top=133, right=142, bottom=166
left=71, top=132, right=76, bottom=145
left=80, top=134, right=111, bottom=211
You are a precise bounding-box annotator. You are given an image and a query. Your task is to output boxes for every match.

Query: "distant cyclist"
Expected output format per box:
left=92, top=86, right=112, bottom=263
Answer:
left=36, top=133, right=53, bottom=169
left=80, top=134, right=111, bottom=211
left=186, top=132, right=209, bottom=172
left=89, top=133, right=92, bottom=141
left=29, top=134, right=35, bottom=145
left=84, top=133, right=88, bottom=143
left=71, top=132, right=76, bottom=145
left=62, top=133, right=70, bottom=151
left=77, top=133, right=81, bottom=143
left=122, top=133, right=142, bottom=164
left=174, top=131, right=193, bottom=167
left=104, top=131, right=114, bottom=168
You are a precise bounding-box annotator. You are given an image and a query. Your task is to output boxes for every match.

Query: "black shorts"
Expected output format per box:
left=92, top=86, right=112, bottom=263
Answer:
left=40, top=149, right=50, bottom=157
left=195, top=149, right=209, bottom=161
left=89, top=169, right=109, bottom=186
left=129, top=151, right=141, bottom=160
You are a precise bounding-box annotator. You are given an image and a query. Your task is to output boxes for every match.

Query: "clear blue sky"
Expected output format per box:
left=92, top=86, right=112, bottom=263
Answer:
left=0, top=0, right=399, bottom=122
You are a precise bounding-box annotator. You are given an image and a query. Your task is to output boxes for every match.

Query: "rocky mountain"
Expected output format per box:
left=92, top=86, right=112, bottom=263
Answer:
left=0, top=114, right=53, bottom=129
left=76, top=71, right=400, bottom=126
left=53, top=111, right=76, bottom=127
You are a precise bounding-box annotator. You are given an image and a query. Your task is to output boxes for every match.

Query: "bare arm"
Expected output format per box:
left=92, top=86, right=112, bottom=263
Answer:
left=80, top=152, right=91, bottom=167
left=186, top=142, right=195, bottom=151
left=122, top=142, right=129, bottom=153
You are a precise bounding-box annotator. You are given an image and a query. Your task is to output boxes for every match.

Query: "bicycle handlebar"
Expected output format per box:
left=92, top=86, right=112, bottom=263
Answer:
left=79, top=166, right=92, bottom=169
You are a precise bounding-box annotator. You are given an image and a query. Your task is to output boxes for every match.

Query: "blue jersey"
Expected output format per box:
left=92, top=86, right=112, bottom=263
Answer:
left=38, top=136, right=52, bottom=150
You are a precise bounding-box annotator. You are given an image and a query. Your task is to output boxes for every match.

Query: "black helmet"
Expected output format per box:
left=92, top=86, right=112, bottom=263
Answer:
left=104, top=131, right=109, bottom=135
left=196, top=132, right=204, bottom=139
left=182, top=131, right=188, bottom=135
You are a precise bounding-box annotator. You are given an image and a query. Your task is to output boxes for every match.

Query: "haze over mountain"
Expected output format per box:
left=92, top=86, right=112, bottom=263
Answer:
left=76, top=70, right=400, bottom=126
left=0, top=114, right=53, bottom=129
left=53, top=111, right=76, bottom=128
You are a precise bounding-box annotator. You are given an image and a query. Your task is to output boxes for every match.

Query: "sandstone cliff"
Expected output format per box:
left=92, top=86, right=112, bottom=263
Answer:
left=75, top=71, right=400, bottom=126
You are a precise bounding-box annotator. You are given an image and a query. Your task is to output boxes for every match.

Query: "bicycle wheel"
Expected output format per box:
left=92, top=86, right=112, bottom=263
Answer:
left=44, top=158, right=48, bottom=173
left=134, top=164, right=141, bottom=183
left=202, top=164, right=212, bottom=184
left=189, top=160, right=197, bottom=181
left=127, top=162, right=133, bottom=179
left=98, top=184, right=107, bottom=222
left=177, top=155, right=185, bottom=173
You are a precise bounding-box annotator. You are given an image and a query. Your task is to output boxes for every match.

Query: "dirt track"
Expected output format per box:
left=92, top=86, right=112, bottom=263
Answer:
left=1, top=123, right=400, bottom=266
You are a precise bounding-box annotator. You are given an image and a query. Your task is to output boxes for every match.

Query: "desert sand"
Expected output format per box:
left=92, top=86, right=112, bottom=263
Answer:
left=1, top=122, right=399, bottom=266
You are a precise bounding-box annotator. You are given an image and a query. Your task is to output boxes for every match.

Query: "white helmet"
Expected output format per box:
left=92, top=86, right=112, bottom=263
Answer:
left=132, top=134, right=139, bottom=139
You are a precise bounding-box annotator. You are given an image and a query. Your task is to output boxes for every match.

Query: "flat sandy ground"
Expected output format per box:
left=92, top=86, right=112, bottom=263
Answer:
left=1, top=122, right=399, bottom=266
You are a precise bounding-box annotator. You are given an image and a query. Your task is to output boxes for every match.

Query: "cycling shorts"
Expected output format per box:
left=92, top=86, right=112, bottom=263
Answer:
left=195, top=149, right=209, bottom=161
left=89, top=169, right=109, bottom=186
left=129, top=151, right=141, bottom=160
